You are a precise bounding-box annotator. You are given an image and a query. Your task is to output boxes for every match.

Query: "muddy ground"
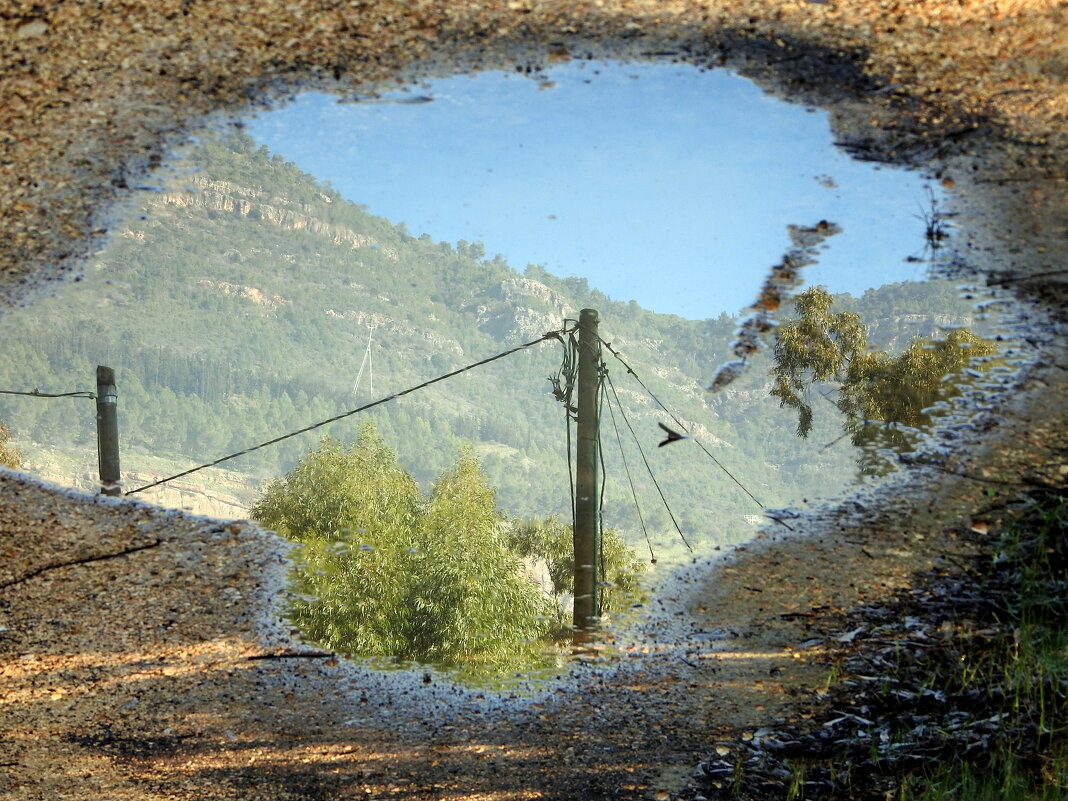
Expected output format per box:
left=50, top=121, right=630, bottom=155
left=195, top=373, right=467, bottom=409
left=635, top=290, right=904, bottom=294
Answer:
left=1, top=1, right=1066, bottom=799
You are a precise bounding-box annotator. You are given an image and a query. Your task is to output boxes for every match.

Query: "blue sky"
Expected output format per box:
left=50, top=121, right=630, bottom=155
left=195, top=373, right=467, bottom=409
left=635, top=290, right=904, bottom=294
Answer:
left=247, top=61, right=936, bottom=321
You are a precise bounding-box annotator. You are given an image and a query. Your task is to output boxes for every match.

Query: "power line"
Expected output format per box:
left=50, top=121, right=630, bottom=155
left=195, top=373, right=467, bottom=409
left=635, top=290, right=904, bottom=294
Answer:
left=599, top=338, right=763, bottom=502
left=125, top=327, right=571, bottom=496
left=0, top=388, right=96, bottom=399
left=602, top=375, right=657, bottom=563
left=598, top=336, right=795, bottom=532
left=603, top=370, right=692, bottom=551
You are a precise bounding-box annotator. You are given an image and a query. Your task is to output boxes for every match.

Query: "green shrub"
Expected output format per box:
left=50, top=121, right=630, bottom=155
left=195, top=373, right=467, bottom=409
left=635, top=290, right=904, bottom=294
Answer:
left=251, top=425, right=554, bottom=669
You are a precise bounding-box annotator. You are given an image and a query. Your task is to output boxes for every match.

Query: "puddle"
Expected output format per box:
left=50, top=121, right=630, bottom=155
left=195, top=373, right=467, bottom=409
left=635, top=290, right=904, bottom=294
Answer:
left=0, top=60, right=1026, bottom=684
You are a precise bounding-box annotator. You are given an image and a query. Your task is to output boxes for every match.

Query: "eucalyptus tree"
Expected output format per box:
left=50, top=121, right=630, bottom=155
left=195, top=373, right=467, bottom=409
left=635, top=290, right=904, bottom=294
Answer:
left=771, top=287, right=997, bottom=475
left=251, top=424, right=554, bottom=668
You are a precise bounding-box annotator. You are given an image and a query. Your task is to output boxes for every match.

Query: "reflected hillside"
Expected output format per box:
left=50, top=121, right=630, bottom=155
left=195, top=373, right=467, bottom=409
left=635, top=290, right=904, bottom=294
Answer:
left=0, top=131, right=1000, bottom=558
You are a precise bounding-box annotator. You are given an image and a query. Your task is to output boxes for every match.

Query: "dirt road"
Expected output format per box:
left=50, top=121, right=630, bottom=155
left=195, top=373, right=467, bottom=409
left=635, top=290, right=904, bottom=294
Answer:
left=1, top=0, right=1067, bottom=798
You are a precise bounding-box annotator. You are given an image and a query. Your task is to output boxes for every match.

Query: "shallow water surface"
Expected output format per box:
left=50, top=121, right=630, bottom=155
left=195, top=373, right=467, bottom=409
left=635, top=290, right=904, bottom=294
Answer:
left=0, top=59, right=1029, bottom=685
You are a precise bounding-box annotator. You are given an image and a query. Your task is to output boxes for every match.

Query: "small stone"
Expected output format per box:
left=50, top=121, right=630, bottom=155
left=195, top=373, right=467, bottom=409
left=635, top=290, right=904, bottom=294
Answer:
left=16, top=21, right=49, bottom=39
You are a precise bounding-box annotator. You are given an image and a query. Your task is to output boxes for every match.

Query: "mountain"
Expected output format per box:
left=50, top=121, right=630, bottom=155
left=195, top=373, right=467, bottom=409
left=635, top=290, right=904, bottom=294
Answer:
left=0, top=131, right=983, bottom=551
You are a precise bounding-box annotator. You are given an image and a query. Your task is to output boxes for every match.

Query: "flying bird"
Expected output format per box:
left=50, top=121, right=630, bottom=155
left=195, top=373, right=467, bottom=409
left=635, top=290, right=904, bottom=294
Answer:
left=658, top=422, right=687, bottom=447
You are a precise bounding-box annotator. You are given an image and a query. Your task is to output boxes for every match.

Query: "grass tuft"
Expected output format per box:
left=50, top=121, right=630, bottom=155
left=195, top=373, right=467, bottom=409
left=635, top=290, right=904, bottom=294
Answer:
left=903, top=491, right=1068, bottom=801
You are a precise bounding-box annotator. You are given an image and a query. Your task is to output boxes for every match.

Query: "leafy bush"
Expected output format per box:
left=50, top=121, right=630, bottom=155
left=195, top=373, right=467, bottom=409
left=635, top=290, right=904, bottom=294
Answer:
left=251, top=424, right=554, bottom=668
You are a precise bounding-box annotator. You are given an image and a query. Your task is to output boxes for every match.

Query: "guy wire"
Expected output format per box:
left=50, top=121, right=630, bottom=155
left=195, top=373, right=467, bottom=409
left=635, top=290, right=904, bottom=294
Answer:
left=604, top=371, right=693, bottom=552
left=603, top=368, right=657, bottom=563
left=598, top=336, right=771, bottom=514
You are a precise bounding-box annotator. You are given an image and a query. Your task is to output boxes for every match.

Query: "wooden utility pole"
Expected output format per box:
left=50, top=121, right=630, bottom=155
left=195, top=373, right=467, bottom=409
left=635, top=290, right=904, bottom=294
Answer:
left=95, top=365, right=120, bottom=496
left=573, top=308, right=601, bottom=633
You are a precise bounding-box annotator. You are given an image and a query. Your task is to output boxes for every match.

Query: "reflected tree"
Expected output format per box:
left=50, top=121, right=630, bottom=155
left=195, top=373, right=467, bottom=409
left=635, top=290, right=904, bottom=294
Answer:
left=251, top=425, right=422, bottom=657
left=771, top=287, right=997, bottom=475
left=506, top=515, right=648, bottom=628
left=250, top=424, right=554, bottom=669
left=401, top=449, right=553, bottom=664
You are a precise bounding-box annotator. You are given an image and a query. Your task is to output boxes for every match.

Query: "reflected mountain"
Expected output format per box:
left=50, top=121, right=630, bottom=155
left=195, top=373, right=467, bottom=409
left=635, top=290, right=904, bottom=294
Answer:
left=0, top=66, right=1018, bottom=679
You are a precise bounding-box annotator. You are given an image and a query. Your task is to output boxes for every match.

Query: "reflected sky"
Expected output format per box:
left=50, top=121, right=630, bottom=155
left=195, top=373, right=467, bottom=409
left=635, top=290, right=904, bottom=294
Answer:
left=248, top=61, right=937, bottom=321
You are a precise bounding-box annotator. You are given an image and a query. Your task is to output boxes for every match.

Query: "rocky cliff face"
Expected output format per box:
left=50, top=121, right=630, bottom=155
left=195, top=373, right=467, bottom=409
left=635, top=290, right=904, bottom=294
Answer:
left=154, top=176, right=399, bottom=260
left=867, top=313, right=976, bottom=351
left=468, top=277, right=577, bottom=343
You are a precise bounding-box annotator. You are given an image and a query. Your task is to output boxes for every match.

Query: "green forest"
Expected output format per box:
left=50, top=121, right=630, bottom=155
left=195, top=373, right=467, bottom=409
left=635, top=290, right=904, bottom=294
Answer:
left=0, top=130, right=995, bottom=553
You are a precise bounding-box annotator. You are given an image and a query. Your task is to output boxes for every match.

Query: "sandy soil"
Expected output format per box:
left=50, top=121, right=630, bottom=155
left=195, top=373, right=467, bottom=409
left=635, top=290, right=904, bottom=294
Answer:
left=1, top=0, right=1067, bottom=799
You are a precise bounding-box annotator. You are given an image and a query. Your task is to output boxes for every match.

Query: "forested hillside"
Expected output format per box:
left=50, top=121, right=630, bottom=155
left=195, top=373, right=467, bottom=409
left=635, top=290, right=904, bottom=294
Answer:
left=0, top=131, right=985, bottom=550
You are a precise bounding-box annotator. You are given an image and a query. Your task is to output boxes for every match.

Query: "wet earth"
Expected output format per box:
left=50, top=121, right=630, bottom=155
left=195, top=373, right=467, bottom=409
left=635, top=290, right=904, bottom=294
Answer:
left=1, top=0, right=1067, bottom=799
left=2, top=336, right=1066, bottom=800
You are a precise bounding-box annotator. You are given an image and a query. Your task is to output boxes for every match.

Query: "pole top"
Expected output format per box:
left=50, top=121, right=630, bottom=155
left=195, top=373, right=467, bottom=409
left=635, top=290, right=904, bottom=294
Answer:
left=96, top=365, right=115, bottom=384
left=579, top=308, right=599, bottom=323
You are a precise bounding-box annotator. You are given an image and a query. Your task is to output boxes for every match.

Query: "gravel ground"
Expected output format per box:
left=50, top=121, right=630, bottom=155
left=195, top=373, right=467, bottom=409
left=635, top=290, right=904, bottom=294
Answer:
left=1, top=1, right=1067, bottom=799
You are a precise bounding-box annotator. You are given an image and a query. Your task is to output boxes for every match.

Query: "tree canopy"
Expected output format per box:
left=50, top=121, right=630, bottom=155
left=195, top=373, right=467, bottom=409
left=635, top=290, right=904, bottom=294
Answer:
left=771, top=287, right=998, bottom=475
left=251, top=424, right=555, bottom=670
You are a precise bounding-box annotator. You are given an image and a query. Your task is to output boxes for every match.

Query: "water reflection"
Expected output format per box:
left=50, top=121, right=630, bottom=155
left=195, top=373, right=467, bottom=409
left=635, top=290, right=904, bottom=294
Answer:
left=0, top=60, right=1019, bottom=683
left=248, top=61, right=939, bottom=320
